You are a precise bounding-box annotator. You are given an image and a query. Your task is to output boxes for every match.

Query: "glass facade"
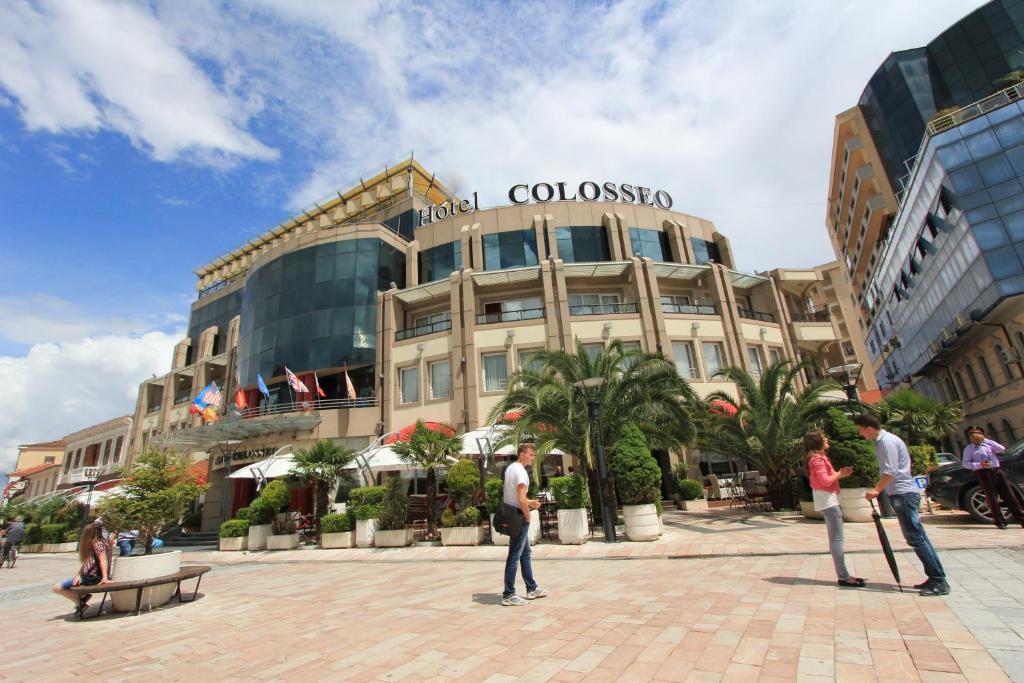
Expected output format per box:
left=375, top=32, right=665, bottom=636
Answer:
left=237, top=238, right=405, bottom=387
left=187, top=288, right=243, bottom=360
left=418, top=241, right=462, bottom=283
left=482, top=229, right=538, bottom=271
left=691, top=238, right=722, bottom=265
left=630, top=228, right=673, bottom=262
left=555, top=226, right=610, bottom=263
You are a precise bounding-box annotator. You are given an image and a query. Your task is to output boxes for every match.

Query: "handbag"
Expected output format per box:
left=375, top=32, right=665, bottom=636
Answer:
left=491, top=467, right=526, bottom=537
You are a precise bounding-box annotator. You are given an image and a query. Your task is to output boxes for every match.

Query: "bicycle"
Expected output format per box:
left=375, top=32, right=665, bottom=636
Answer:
left=2, top=543, right=18, bottom=569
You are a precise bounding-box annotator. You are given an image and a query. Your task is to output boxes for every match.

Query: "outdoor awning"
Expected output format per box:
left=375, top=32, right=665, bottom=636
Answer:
left=460, top=425, right=565, bottom=456
left=156, top=414, right=322, bottom=450
left=393, top=280, right=451, bottom=305
left=729, top=270, right=768, bottom=289
left=228, top=454, right=296, bottom=480
left=75, top=486, right=123, bottom=505
left=347, top=446, right=418, bottom=473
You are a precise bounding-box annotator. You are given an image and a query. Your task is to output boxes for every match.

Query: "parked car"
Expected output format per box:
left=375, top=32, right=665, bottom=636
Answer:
left=926, top=438, right=1024, bottom=523
left=934, top=452, right=958, bottom=467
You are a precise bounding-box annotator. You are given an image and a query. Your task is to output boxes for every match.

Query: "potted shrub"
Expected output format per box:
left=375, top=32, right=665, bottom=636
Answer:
left=390, top=421, right=461, bottom=541
left=610, top=424, right=662, bottom=541
left=373, top=478, right=412, bottom=547
left=94, top=448, right=207, bottom=612
left=441, top=459, right=485, bottom=546
left=550, top=473, right=590, bottom=544
left=41, top=524, right=66, bottom=553
left=824, top=409, right=879, bottom=523
left=261, top=481, right=300, bottom=550
left=349, top=485, right=386, bottom=547
left=319, top=513, right=355, bottom=549
left=676, top=478, right=708, bottom=511
left=219, top=519, right=249, bottom=550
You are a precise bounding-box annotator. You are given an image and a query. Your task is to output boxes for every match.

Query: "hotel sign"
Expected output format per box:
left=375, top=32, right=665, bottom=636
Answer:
left=212, top=447, right=277, bottom=471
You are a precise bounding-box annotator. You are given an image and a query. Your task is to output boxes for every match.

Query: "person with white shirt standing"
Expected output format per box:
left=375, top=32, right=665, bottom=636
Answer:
left=962, top=426, right=1024, bottom=530
left=501, top=443, right=547, bottom=606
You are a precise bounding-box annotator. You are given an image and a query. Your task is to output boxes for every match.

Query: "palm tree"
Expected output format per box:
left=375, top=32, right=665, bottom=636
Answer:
left=390, top=421, right=463, bottom=539
left=290, top=439, right=357, bottom=521
left=489, top=339, right=698, bottom=519
left=870, top=388, right=964, bottom=446
left=700, top=360, right=840, bottom=510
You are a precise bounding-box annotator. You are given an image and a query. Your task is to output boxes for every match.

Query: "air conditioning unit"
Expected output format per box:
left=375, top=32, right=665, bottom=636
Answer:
left=940, top=328, right=955, bottom=345
left=953, top=313, right=971, bottom=331
left=890, top=335, right=902, bottom=349
left=929, top=341, right=942, bottom=355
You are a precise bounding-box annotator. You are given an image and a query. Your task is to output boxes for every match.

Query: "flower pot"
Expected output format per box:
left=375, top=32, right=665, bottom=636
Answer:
left=110, top=550, right=181, bottom=613
left=374, top=528, right=413, bottom=547
left=321, top=531, right=355, bottom=549
left=219, top=536, right=248, bottom=551
left=681, top=498, right=708, bottom=511
left=440, top=526, right=485, bottom=546
left=247, top=523, right=272, bottom=550
left=266, top=534, right=300, bottom=550
left=556, top=508, right=589, bottom=545
left=356, top=518, right=377, bottom=548
left=623, top=504, right=660, bottom=542
left=57, top=542, right=78, bottom=553
left=489, top=510, right=540, bottom=546
left=840, top=488, right=873, bottom=523
left=800, top=500, right=824, bottom=520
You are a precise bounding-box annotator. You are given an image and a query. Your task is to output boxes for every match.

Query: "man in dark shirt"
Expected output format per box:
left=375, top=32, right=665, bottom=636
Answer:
left=2, top=517, right=26, bottom=562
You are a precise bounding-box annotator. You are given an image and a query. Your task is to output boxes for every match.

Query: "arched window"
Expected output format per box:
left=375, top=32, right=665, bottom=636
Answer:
left=955, top=371, right=969, bottom=399
left=964, top=363, right=982, bottom=395
left=1002, top=418, right=1017, bottom=443
left=944, top=377, right=960, bottom=402
left=995, top=345, right=1014, bottom=381
left=977, top=354, right=995, bottom=389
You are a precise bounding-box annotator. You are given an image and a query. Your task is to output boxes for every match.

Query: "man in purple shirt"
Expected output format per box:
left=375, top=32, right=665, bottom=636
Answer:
left=962, top=426, right=1024, bottom=530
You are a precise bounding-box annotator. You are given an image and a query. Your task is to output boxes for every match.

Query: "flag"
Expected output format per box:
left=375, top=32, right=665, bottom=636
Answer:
left=200, top=381, right=222, bottom=407
left=285, top=366, right=309, bottom=394
left=344, top=368, right=356, bottom=401
left=257, top=373, right=271, bottom=399
left=313, top=371, right=326, bottom=398
left=233, top=372, right=247, bottom=410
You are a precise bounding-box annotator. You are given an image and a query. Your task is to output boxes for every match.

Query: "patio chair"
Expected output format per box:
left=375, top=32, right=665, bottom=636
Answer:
left=707, top=473, right=723, bottom=500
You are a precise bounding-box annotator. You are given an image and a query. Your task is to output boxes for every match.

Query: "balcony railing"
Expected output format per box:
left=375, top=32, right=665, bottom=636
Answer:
left=662, top=303, right=717, bottom=316
left=63, top=464, right=117, bottom=484
left=174, top=395, right=191, bottom=405
left=476, top=308, right=545, bottom=325
left=737, top=308, right=776, bottom=323
left=239, top=397, right=378, bottom=418
left=792, top=310, right=831, bottom=323
left=146, top=404, right=162, bottom=414
left=675, top=367, right=702, bottom=380
left=395, top=319, right=452, bottom=341
left=569, top=303, right=638, bottom=316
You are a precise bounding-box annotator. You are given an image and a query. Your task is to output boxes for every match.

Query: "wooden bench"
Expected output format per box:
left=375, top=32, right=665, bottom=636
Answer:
left=68, top=565, right=210, bottom=620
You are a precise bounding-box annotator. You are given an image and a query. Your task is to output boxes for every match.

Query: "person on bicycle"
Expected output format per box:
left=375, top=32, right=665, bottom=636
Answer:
left=2, top=517, right=26, bottom=565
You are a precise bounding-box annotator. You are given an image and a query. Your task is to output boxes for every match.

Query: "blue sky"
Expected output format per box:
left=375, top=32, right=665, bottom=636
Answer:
left=0, top=0, right=982, bottom=475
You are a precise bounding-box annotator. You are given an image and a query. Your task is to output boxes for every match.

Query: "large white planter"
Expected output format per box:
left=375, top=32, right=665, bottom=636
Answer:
left=321, top=531, right=355, bottom=549
left=374, top=528, right=412, bottom=547
left=840, top=488, right=873, bottom=523
left=623, top=504, right=660, bottom=542
left=681, top=498, right=708, bottom=511
left=110, top=550, right=181, bottom=613
left=440, top=526, right=485, bottom=546
left=490, top=510, right=540, bottom=546
left=356, top=518, right=377, bottom=548
left=556, top=508, right=590, bottom=544
left=247, top=524, right=272, bottom=550
left=800, top=501, right=824, bottom=520
left=266, top=534, right=299, bottom=550
left=219, top=536, right=248, bottom=551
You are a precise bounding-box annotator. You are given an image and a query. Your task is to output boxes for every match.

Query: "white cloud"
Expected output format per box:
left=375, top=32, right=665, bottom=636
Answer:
left=0, top=295, right=185, bottom=346
left=0, top=331, right=180, bottom=482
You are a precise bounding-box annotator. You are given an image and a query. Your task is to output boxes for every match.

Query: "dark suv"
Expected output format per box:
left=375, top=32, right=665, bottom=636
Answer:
left=926, top=438, right=1024, bottom=523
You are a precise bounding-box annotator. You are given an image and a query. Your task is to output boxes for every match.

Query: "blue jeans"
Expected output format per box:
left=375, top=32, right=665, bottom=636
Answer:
left=116, top=539, right=134, bottom=557
left=890, top=492, right=946, bottom=582
left=503, top=521, right=537, bottom=598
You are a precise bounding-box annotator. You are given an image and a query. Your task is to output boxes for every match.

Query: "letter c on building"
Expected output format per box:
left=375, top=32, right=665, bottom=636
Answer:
left=509, top=184, right=529, bottom=204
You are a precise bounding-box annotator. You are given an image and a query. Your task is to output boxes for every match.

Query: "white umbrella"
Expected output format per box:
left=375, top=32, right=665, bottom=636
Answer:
left=344, top=446, right=419, bottom=473
left=228, top=454, right=296, bottom=480
left=461, top=425, right=565, bottom=456
left=75, top=486, right=123, bottom=505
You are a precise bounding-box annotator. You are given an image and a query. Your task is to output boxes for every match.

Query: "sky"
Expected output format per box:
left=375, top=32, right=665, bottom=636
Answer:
left=0, top=0, right=984, bottom=479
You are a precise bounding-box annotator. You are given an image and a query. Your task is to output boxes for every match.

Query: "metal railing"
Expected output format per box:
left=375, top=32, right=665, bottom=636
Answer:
left=240, top=397, right=378, bottom=417
left=395, top=318, right=452, bottom=341
left=174, top=395, right=191, bottom=405
left=569, top=303, right=638, bottom=316
left=476, top=308, right=544, bottom=325
left=62, top=464, right=117, bottom=485
left=676, top=366, right=702, bottom=380
left=928, top=81, right=1024, bottom=136
left=737, top=308, right=776, bottom=323
left=662, top=303, right=717, bottom=315
left=146, top=404, right=162, bottom=414
left=791, top=309, right=830, bottom=323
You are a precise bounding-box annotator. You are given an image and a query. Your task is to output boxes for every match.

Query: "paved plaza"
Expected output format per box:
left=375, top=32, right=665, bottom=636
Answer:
left=1, top=509, right=1022, bottom=682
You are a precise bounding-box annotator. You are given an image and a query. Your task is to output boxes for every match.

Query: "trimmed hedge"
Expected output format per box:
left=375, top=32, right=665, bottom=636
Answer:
left=676, top=479, right=705, bottom=501
left=610, top=424, right=661, bottom=505
left=377, top=478, right=408, bottom=531
left=320, top=513, right=352, bottom=533
left=24, top=523, right=41, bottom=545
left=235, top=506, right=251, bottom=521
left=441, top=506, right=482, bottom=528
left=549, top=473, right=590, bottom=510
left=246, top=497, right=276, bottom=525
left=484, top=477, right=503, bottom=515
left=219, top=519, right=249, bottom=538
left=63, top=528, right=79, bottom=543
left=825, top=409, right=880, bottom=488
left=908, top=445, right=938, bottom=476
left=41, top=524, right=66, bottom=544
left=349, top=485, right=388, bottom=520
left=260, top=480, right=291, bottom=509
left=446, top=459, right=480, bottom=505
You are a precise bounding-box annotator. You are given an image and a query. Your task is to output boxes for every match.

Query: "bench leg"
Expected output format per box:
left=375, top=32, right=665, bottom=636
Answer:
left=191, top=575, right=203, bottom=602
left=96, top=592, right=108, bottom=619
left=134, top=588, right=144, bottom=616
left=174, top=580, right=183, bottom=603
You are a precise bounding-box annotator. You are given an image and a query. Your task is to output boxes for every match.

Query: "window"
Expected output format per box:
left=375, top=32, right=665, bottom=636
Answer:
left=400, top=366, right=420, bottom=404
left=113, top=436, right=123, bottom=463
left=582, top=343, right=604, bottom=362
left=73, top=449, right=82, bottom=468
left=672, top=342, right=700, bottom=380
left=768, top=348, right=782, bottom=365
left=518, top=349, right=542, bottom=372
left=977, top=355, right=995, bottom=389
left=954, top=372, right=969, bottom=399
left=964, top=364, right=981, bottom=395
left=630, top=228, right=673, bottom=262
left=747, top=346, right=765, bottom=377
left=101, top=440, right=112, bottom=466
left=479, top=297, right=543, bottom=324
left=556, top=226, right=610, bottom=263
left=418, top=242, right=462, bottom=283
left=995, top=345, right=1015, bottom=381
left=569, top=293, right=621, bottom=315
left=702, top=342, right=726, bottom=378
left=482, top=230, right=538, bottom=271
left=482, top=353, right=508, bottom=392
left=64, top=453, right=72, bottom=473
left=691, top=238, right=722, bottom=265
left=429, top=361, right=451, bottom=400
left=413, top=310, right=451, bottom=329
left=1002, top=418, right=1017, bottom=442
left=944, top=378, right=960, bottom=402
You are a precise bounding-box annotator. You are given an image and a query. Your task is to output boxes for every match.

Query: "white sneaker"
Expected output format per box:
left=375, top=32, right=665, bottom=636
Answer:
left=502, top=595, right=528, bottom=606
left=526, top=588, right=548, bottom=600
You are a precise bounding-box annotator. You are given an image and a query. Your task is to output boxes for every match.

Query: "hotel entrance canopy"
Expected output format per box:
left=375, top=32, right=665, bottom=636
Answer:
left=156, top=414, right=322, bottom=450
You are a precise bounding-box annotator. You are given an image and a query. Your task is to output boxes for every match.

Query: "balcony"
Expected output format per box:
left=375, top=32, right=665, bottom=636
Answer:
left=662, top=303, right=716, bottom=316
left=737, top=308, right=776, bottom=323
left=63, top=464, right=117, bottom=485
left=791, top=310, right=830, bottom=323
left=395, top=318, right=452, bottom=341
left=174, top=395, right=191, bottom=405
left=146, top=404, right=162, bottom=414
left=238, top=397, right=378, bottom=418
left=476, top=308, right=544, bottom=325
left=569, top=303, right=638, bottom=316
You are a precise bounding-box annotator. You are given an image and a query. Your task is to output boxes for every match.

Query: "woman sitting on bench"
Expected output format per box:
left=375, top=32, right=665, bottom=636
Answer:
left=52, top=520, right=112, bottom=616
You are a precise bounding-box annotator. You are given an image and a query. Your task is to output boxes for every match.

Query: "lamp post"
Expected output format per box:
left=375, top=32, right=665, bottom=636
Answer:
left=827, top=362, right=863, bottom=402
left=79, top=466, right=102, bottom=533
left=572, top=377, right=617, bottom=543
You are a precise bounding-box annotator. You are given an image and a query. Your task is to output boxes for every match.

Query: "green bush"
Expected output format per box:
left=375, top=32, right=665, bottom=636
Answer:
left=219, top=519, right=249, bottom=538
left=246, top=496, right=276, bottom=525
left=377, top=478, right=408, bottom=531
left=235, top=506, right=251, bottom=521
left=63, top=528, right=79, bottom=543
left=24, top=523, right=41, bottom=545
left=676, top=479, right=705, bottom=501
left=446, top=459, right=480, bottom=505
left=610, top=424, right=662, bottom=505
left=41, top=524, right=66, bottom=544
left=320, top=513, right=352, bottom=533
left=349, top=485, right=388, bottom=520
left=549, top=474, right=590, bottom=510
left=441, top=509, right=457, bottom=528
left=908, top=445, right=937, bottom=476
left=260, top=480, right=291, bottom=510
left=484, top=477, right=503, bottom=515
left=441, top=505, right=483, bottom=528
left=825, top=408, right=880, bottom=488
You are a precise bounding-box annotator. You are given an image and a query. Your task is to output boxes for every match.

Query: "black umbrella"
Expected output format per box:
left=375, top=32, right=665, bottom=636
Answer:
left=869, top=498, right=903, bottom=592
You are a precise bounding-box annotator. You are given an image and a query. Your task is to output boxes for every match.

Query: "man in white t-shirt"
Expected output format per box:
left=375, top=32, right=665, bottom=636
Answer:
left=502, top=443, right=547, bottom=606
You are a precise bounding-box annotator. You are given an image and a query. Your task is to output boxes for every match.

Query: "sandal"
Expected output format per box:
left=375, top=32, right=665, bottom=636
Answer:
left=837, top=578, right=866, bottom=587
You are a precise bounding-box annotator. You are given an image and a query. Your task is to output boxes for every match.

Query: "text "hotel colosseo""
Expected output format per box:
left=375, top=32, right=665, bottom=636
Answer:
left=416, top=181, right=674, bottom=227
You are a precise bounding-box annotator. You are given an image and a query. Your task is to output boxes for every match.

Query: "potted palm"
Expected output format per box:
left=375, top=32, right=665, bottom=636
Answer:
left=611, top=424, right=662, bottom=541
left=319, top=513, right=355, bottom=548
left=349, top=485, right=386, bottom=547
left=549, top=473, right=590, bottom=544
left=373, top=478, right=412, bottom=547
left=262, top=480, right=299, bottom=550
left=219, top=519, right=249, bottom=550
left=390, top=420, right=461, bottom=541
left=289, top=438, right=357, bottom=543
left=440, top=459, right=485, bottom=546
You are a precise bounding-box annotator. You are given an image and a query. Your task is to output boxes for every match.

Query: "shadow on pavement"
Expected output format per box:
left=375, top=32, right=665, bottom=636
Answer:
left=48, top=592, right=208, bottom=622
left=762, top=576, right=901, bottom=593
left=471, top=593, right=503, bottom=606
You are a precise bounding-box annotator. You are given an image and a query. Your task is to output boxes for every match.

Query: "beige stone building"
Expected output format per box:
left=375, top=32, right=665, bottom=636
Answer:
left=57, top=416, right=132, bottom=491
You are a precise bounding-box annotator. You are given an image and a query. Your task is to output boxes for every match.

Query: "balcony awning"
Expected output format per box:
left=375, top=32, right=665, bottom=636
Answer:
left=729, top=271, right=768, bottom=289
left=471, top=266, right=541, bottom=287
left=562, top=262, right=630, bottom=279
left=394, top=280, right=452, bottom=305
left=155, top=414, right=322, bottom=450
left=651, top=263, right=710, bottom=281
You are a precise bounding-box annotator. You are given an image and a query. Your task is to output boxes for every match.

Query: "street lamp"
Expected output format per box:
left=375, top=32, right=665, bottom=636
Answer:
left=79, top=466, right=102, bottom=533
left=827, top=362, right=863, bottom=401
left=572, top=377, right=617, bottom=543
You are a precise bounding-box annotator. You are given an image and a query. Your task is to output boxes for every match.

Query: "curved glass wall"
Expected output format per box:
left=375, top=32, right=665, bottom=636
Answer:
left=187, top=289, right=242, bottom=361
left=482, top=229, right=538, bottom=270
left=418, top=241, right=462, bottom=283
left=237, top=238, right=405, bottom=387
left=630, top=227, right=673, bottom=262
left=555, top=226, right=610, bottom=263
